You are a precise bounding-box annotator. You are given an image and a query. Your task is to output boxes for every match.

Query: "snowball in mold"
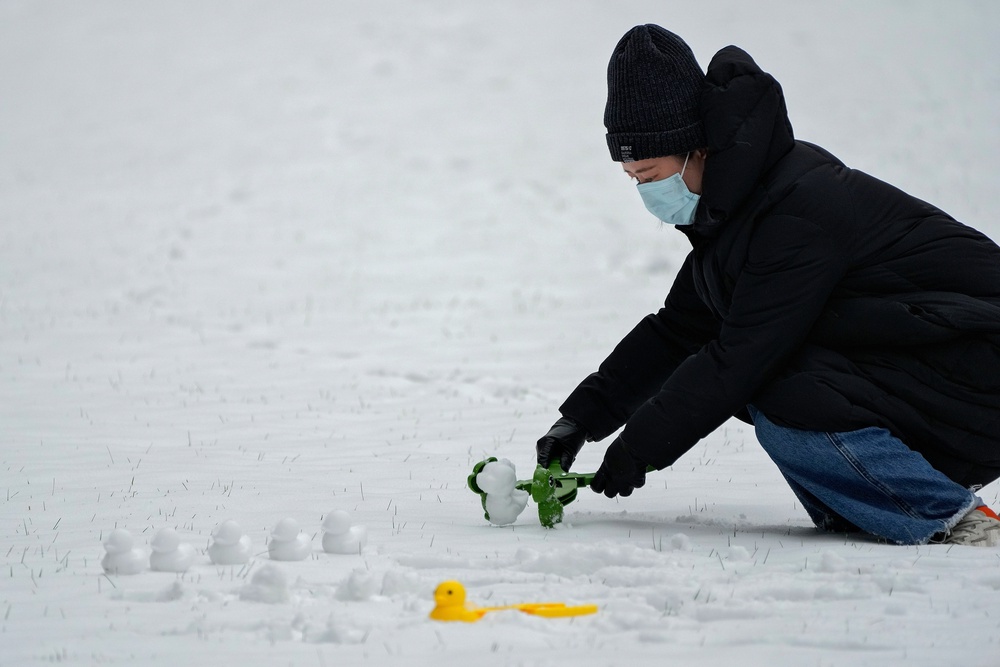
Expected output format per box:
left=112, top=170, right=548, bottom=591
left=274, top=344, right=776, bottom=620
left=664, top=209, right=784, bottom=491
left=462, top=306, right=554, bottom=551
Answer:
left=474, top=458, right=518, bottom=495
left=476, top=459, right=529, bottom=526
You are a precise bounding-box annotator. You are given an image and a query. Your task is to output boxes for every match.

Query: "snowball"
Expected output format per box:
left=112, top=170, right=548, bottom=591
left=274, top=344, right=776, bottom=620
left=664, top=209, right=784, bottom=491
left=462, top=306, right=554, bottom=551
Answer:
left=239, top=564, right=290, bottom=604
left=155, top=581, right=185, bottom=602
left=335, top=568, right=382, bottom=601
left=270, top=543, right=309, bottom=561
left=475, top=458, right=518, bottom=495
left=322, top=510, right=352, bottom=535
left=101, top=531, right=146, bottom=575
left=151, top=541, right=196, bottom=572
left=271, top=517, right=301, bottom=542
left=103, top=529, right=134, bottom=555
left=208, top=535, right=252, bottom=566
left=476, top=459, right=528, bottom=526
left=212, top=519, right=244, bottom=546
left=669, top=533, right=692, bottom=551
left=151, top=527, right=180, bottom=553
left=484, top=489, right=529, bottom=526
left=322, top=524, right=367, bottom=554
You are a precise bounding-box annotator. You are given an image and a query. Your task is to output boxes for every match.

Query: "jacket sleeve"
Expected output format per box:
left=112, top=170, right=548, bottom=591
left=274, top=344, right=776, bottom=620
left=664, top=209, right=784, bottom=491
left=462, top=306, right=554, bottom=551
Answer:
left=620, top=214, right=850, bottom=469
left=559, top=253, right=719, bottom=441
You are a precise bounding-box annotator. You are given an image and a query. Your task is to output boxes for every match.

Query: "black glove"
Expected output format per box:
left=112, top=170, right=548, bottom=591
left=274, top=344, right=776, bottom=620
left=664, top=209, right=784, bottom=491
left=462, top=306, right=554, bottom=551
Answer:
left=591, top=436, right=647, bottom=498
left=536, top=416, right=589, bottom=472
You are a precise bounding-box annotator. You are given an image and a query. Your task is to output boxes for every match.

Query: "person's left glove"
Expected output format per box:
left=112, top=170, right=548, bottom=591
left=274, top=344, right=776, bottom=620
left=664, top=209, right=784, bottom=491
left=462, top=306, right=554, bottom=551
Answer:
left=536, top=416, right=589, bottom=472
left=591, top=436, right=647, bottom=498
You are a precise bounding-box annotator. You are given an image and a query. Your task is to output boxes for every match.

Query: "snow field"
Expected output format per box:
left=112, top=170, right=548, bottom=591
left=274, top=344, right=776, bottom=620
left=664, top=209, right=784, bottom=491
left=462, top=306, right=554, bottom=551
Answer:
left=2, top=1, right=999, bottom=665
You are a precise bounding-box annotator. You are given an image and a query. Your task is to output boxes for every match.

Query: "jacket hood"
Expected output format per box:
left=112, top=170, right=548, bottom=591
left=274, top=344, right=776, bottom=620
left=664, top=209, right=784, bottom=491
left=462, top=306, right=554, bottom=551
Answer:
left=689, top=46, right=796, bottom=236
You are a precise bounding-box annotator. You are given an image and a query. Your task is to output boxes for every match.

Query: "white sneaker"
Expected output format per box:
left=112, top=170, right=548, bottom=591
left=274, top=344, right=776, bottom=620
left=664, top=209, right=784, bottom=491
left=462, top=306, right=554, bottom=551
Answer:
left=944, top=507, right=1000, bottom=547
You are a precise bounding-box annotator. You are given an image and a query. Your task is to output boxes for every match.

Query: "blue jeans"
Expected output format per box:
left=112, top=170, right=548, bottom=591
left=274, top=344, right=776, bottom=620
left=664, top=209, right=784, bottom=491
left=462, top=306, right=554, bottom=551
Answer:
left=749, top=406, right=980, bottom=544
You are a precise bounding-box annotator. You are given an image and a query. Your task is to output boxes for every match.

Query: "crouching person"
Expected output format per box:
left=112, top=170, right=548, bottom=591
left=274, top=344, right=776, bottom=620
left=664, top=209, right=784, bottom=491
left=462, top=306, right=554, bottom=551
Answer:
left=536, top=25, right=1000, bottom=546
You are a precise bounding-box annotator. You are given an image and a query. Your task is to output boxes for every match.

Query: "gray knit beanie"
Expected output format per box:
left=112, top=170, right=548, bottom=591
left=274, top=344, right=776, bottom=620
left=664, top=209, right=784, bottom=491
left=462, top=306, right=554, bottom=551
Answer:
left=604, top=25, right=706, bottom=162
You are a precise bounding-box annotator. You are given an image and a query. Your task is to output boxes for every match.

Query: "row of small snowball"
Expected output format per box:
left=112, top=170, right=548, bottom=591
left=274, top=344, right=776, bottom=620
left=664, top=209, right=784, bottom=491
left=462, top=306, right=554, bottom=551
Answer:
left=101, top=510, right=367, bottom=575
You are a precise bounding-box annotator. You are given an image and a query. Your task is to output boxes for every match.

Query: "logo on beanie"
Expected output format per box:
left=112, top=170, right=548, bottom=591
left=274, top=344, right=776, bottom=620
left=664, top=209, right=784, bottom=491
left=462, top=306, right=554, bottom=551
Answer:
left=620, top=145, right=633, bottom=162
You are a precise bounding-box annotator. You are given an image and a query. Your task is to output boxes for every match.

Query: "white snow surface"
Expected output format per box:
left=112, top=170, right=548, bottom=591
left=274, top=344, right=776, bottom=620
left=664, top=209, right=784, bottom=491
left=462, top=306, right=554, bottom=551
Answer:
left=2, top=1, right=999, bottom=665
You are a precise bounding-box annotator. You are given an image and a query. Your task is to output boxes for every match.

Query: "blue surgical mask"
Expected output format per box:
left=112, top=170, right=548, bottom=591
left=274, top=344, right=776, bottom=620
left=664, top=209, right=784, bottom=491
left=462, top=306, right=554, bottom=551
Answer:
left=635, top=153, right=700, bottom=226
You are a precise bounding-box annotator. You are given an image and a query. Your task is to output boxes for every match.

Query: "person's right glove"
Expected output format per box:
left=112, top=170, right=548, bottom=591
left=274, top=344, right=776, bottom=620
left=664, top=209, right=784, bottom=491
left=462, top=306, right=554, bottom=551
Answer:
left=535, top=416, right=589, bottom=472
left=591, top=436, right=647, bottom=498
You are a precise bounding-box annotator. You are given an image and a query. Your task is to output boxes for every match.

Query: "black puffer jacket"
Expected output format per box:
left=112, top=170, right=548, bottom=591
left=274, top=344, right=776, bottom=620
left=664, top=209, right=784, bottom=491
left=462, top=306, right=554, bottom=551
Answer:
left=561, top=46, right=1000, bottom=487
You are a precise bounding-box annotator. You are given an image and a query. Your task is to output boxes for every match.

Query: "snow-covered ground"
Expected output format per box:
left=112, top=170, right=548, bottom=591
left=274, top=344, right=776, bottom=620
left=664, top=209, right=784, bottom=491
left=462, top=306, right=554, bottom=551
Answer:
left=2, top=1, right=998, bottom=665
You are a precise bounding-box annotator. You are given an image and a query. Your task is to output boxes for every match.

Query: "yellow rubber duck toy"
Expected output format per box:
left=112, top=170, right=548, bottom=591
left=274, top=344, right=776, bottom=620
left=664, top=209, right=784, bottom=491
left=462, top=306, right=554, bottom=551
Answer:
left=429, top=580, right=597, bottom=623
left=429, top=580, right=491, bottom=622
